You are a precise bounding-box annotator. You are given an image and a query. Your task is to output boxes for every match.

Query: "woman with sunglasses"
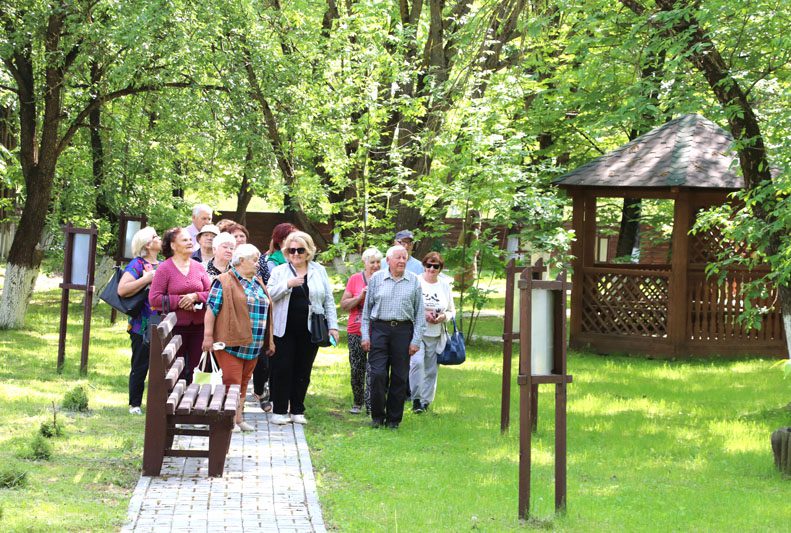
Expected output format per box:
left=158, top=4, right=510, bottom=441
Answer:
left=267, top=231, right=339, bottom=425
left=410, top=252, right=455, bottom=414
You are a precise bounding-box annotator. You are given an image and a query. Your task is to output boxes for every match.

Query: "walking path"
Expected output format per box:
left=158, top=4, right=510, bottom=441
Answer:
left=123, top=396, right=325, bottom=532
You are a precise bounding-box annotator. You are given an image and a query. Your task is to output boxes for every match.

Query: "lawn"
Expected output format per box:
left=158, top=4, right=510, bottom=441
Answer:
left=0, top=284, right=789, bottom=531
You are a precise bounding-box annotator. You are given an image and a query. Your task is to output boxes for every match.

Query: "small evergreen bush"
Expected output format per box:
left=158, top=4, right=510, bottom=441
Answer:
left=62, top=386, right=89, bottom=411
left=0, top=466, right=28, bottom=489
left=40, top=403, right=64, bottom=438
left=19, top=434, right=53, bottom=461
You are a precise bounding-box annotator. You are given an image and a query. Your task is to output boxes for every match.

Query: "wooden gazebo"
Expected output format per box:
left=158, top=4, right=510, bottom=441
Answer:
left=555, top=114, right=787, bottom=358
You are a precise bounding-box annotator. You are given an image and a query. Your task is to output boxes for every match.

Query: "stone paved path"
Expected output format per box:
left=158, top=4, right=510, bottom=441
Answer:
left=123, top=397, right=325, bottom=532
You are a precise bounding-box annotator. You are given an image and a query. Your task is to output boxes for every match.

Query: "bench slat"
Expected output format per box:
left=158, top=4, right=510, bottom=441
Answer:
left=164, top=358, right=185, bottom=390
left=222, top=384, right=240, bottom=415
left=162, top=335, right=183, bottom=369
left=156, top=312, right=178, bottom=343
left=176, top=383, right=200, bottom=415
left=166, top=379, right=187, bottom=415
left=193, top=384, right=212, bottom=415
left=207, top=385, right=226, bottom=415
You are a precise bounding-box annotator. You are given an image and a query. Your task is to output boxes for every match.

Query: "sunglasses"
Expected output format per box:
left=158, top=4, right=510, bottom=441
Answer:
left=287, top=247, right=306, bottom=255
left=424, top=263, right=442, bottom=270
left=397, top=240, right=414, bottom=246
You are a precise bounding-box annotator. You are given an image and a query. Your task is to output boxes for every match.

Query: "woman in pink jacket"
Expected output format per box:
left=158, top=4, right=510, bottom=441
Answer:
left=149, top=227, right=211, bottom=383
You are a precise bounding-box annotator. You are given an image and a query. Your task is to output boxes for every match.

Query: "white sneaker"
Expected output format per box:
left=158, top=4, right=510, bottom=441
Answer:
left=129, top=406, right=142, bottom=415
left=290, top=414, right=308, bottom=425
left=270, top=414, right=291, bottom=425
left=237, top=421, right=255, bottom=432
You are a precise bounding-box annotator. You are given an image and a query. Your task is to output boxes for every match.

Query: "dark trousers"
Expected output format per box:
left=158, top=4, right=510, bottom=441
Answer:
left=129, top=332, right=150, bottom=407
left=173, top=323, right=204, bottom=385
left=368, top=321, right=412, bottom=424
left=253, top=350, right=270, bottom=397
left=271, top=324, right=319, bottom=415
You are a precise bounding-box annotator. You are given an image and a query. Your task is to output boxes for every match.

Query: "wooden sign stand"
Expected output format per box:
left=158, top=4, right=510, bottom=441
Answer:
left=56, top=223, right=98, bottom=375
left=517, top=258, right=572, bottom=519
left=109, top=213, right=147, bottom=324
left=501, top=258, right=538, bottom=433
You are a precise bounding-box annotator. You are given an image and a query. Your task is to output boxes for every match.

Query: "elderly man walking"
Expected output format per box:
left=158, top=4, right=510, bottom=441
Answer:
left=361, top=245, right=426, bottom=429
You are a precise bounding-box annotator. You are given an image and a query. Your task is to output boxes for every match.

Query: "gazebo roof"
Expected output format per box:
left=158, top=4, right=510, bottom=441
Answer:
left=554, top=114, right=744, bottom=190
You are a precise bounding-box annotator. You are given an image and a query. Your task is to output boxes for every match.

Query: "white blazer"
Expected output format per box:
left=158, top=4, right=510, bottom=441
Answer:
left=267, top=261, right=338, bottom=337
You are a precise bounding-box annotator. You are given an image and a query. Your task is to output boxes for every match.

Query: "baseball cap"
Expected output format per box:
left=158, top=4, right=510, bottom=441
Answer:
left=197, top=224, right=220, bottom=237
left=394, top=230, right=414, bottom=241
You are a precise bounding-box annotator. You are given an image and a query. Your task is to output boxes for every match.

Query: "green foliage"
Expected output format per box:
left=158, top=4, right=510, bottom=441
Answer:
left=62, top=386, right=89, bottom=412
left=0, top=466, right=27, bottom=489
left=18, top=434, right=53, bottom=461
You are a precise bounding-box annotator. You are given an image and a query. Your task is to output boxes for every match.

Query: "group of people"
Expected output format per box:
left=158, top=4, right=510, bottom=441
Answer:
left=119, top=205, right=456, bottom=431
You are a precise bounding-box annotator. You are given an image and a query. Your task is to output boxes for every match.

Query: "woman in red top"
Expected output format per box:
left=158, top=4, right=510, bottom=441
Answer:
left=149, top=227, right=211, bottom=384
left=340, top=247, right=382, bottom=414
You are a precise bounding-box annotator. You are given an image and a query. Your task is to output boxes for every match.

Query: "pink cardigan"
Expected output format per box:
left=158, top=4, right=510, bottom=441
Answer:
left=148, top=258, right=210, bottom=326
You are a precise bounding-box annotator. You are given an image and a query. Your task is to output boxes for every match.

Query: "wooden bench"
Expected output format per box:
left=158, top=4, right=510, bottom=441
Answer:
left=142, top=313, right=239, bottom=477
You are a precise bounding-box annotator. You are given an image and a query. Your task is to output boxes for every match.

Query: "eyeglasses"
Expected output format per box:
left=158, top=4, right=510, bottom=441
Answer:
left=397, top=240, right=414, bottom=246
left=287, top=247, right=306, bottom=255
left=424, top=263, right=442, bottom=270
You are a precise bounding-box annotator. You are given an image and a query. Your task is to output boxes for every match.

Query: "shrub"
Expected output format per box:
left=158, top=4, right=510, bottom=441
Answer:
left=0, top=466, right=28, bottom=489
left=39, top=420, right=64, bottom=438
left=19, top=434, right=53, bottom=461
left=40, top=403, right=64, bottom=438
left=62, top=386, right=89, bottom=411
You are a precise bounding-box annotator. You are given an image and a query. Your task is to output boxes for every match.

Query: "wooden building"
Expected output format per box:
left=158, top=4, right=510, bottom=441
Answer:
left=555, top=114, right=787, bottom=358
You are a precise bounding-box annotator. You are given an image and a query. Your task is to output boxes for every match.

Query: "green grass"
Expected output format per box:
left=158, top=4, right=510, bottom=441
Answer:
left=304, top=342, right=791, bottom=531
left=1, top=286, right=789, bottom=531
left=0, top=289, right=143, bottom=531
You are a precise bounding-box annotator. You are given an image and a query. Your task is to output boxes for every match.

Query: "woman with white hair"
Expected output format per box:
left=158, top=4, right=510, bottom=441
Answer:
left=203, top=244, right=274, bottom=432
left=267, top=231, right=339, bottom=425
left=117, top=226, right=162, bottom=414
left=340, top=247, right=382, bottom=414
left=205, top=232, right=236, bottom=281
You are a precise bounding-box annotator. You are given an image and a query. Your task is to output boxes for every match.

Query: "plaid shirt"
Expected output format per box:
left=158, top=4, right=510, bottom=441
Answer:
left=206, top=267, right=269, bottom=360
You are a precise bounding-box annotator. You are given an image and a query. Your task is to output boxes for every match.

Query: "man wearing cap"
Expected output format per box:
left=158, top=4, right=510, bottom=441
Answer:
left=380, top=230, right=424, bottom=275
left=192, top=224, right=220, bottom=265
left=186, top=204, right=213, bottom=246
left=362, top=245, right=426, bottom=429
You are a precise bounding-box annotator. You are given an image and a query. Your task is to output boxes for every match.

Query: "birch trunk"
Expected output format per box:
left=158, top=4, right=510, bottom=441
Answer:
left=0, top=263, right=39, bottom=328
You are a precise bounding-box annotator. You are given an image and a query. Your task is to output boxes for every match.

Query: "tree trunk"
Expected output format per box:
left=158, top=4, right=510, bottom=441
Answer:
left=779, top=285, right=791, bottom=358
left=615, top=198, right=641, bottom=261
left=235, top=144, right=254, bottom=227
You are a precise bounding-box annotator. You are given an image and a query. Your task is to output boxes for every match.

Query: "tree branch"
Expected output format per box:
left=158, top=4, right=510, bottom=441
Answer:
left=57, top=81, right=228, bottom=157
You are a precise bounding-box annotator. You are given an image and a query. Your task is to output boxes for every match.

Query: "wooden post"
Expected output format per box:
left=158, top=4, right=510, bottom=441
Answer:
left=668, top=190, right=691, bottom=355
left=57, top=223, right=74, bottom=374
left=80, top=226, right=98, bottom=375
left=517, top=268, right=533, bottom=519
left=569, top=193, right=585, bottom=342
left=501, top=259, right=516, bottom=433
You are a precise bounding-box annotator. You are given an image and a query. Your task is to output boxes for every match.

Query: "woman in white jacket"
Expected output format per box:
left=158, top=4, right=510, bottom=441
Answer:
left=267, top=231, right=338, bottom=425
left=410, top=251, right=455, bottom=414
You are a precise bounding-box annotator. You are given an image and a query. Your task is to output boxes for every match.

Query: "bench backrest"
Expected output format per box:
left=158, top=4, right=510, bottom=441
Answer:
left=147, top=313, right=184, bottom=408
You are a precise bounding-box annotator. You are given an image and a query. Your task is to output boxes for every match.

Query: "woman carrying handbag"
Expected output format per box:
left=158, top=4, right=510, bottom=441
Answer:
left=117, top=227, right=161, bottom=415
left=267, top=231, right=338, bottom=425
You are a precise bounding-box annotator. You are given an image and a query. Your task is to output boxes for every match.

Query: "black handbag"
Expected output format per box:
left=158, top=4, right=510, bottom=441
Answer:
left=438, top=318, right=466, bottom=365
left=99, top=266, right=148, bottom=317
left=310, top=312, right=331, bottom=347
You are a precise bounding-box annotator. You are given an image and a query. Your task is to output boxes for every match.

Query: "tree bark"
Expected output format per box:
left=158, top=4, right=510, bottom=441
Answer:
left=235, top=144, right=255, bottom=226
left=615, top=198, right=641, bottom=260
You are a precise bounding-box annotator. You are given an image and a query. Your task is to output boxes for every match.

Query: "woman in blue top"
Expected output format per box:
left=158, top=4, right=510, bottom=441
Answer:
left=117, top=226, right=161, bottom=414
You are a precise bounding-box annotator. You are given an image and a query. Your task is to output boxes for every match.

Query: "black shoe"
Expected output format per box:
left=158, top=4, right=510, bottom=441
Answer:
left=370, top=418, right=384, bottom=429
left=386, top=421, right=399, bottom=429
left=412, top=399, right=424, bottom=414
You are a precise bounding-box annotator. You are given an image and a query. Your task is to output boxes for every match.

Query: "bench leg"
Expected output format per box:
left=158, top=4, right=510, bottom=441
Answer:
left=142, top=415, right=167, bottom=476
left=207, top=418, right=234, bottom=477
left=165, top=424, right=175, bottom=450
